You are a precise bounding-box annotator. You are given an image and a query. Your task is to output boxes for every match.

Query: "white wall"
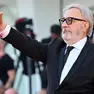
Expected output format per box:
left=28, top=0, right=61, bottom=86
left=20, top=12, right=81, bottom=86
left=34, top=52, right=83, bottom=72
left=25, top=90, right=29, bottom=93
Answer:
left=33, top=0, right=60, bottom=41
left=0, top=0, right=16, bottom=6
left=63, top=0, right=94, bottom=7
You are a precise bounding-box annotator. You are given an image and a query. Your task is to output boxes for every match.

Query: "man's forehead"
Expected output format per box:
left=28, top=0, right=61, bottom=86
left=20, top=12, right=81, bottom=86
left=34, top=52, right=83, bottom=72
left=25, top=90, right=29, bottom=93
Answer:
left=63, top=8, right=84, bottom=18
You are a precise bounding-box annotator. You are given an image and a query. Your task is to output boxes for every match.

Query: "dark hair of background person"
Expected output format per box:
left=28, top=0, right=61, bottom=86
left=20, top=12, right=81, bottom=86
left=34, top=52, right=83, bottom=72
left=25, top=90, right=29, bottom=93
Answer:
left=50, top=24, right=62, bottom=37
left=41, top=24, right=62, bottom=44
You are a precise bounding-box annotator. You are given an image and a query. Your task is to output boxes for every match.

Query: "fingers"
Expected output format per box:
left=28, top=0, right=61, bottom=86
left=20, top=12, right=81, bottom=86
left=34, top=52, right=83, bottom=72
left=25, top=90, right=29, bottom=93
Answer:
left=0, top=12, right=7, bottom=31
left=0, top=12, right=3, bottom=15
left=0, top=12, right=3, bottom=25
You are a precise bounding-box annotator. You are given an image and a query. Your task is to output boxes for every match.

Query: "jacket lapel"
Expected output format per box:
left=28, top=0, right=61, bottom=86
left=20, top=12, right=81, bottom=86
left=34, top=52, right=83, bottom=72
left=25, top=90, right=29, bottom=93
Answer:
left=58, top=38, right=92, bottom=87
left=58, top=46, right=66, bottom=80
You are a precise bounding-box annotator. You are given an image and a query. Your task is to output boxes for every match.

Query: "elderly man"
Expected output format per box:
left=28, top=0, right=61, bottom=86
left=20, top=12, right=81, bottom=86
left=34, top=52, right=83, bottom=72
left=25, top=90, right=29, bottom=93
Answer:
left=0, top=3, right=94, bottom=94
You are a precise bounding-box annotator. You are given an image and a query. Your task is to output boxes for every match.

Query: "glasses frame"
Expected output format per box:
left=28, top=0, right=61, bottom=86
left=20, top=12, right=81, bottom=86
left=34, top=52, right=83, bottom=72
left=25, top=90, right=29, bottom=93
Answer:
left=59, top=17, right=86, bottom=25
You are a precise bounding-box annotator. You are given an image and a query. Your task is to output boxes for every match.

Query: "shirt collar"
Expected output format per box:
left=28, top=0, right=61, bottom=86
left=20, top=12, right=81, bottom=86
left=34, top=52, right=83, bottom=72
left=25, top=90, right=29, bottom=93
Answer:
left=67, top=37, right=87, bottom=50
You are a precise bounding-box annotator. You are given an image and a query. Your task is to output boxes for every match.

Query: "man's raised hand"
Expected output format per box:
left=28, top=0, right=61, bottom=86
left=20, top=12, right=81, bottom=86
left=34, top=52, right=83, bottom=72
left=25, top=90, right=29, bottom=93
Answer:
left=0, top=12, right=7, bottom=32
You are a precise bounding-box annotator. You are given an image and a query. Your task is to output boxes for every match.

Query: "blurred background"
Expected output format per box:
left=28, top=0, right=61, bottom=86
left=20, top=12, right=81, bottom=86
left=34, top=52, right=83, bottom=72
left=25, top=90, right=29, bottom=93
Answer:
left=0, top=0, right=94, bottom=94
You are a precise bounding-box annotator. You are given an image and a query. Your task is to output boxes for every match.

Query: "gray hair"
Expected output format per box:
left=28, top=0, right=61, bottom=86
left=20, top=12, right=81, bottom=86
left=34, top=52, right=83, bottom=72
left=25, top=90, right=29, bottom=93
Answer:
left=63, top=3, right=93, bottom=37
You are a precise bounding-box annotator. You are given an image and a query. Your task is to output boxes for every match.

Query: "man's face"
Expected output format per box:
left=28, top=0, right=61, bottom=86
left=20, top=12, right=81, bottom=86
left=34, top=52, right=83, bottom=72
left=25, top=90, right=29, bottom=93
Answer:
left=61, top=8, right=89, bottom=45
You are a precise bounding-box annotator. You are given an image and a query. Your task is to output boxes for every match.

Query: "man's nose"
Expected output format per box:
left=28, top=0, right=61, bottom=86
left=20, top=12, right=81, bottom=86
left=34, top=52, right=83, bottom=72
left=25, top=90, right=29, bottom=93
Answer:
left=62, top=21, right=68, bottom=28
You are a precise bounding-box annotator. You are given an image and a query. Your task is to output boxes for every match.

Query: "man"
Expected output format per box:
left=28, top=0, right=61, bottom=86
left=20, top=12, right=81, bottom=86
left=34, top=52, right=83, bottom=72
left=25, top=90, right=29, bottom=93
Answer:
left=0, top=39, right=16, bottom=94
left=0, top=3, right=94, bottom=94
left=41, top=24, right=62, bottom=44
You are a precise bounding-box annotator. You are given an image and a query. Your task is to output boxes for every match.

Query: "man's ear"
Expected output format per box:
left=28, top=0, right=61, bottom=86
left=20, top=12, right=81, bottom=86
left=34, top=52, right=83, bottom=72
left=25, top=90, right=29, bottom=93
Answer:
left=85, top=22, right=90, bottom=29
left=83, top=22, right=89, bottom=32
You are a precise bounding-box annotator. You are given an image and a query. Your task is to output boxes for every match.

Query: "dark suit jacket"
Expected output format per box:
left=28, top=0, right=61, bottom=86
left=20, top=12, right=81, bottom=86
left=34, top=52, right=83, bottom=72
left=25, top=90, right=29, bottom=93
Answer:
left=4, top=28, right=94, bottom=94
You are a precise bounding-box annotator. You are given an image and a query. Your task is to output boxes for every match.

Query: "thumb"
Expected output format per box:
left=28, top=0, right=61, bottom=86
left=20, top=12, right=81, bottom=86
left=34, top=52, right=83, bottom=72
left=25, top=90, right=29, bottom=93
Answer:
left=0, top=12, right=3, bottom=24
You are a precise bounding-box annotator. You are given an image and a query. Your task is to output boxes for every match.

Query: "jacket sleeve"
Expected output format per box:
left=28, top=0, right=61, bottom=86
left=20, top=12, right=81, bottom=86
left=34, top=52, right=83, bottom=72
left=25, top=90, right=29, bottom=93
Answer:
left=3, top=28, right=48, bottom=62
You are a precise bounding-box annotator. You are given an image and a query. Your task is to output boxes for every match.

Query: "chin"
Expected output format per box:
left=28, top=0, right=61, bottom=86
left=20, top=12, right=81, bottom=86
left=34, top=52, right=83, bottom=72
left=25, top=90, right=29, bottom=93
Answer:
left=64, top=37, right=72, bottom=44
left=64, top=37, right=71, bottom=41
left=64, top=39, right=69, bottom=44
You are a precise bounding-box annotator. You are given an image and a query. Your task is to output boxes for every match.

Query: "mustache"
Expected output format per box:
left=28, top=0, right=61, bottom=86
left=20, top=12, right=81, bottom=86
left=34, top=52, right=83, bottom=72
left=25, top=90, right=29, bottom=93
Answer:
left=62, top=29, right=71, bottom=33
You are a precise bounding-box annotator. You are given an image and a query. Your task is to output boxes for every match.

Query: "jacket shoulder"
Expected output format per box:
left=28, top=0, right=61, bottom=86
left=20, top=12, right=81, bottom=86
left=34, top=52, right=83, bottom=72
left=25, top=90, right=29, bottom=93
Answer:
left=48, top=38, right=66, bottom=47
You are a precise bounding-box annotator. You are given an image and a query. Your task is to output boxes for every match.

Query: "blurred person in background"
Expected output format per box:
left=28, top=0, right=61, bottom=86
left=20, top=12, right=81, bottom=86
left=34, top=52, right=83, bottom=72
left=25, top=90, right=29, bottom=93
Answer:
left=90, top=14, right=94, bottom=43
left=14, top=18, right=37, bottom=75
left=14, top=18, right=43, bottom=94
left=41, top=24, right=63, bottom=44
left=0, top=39, right=15, bottom=94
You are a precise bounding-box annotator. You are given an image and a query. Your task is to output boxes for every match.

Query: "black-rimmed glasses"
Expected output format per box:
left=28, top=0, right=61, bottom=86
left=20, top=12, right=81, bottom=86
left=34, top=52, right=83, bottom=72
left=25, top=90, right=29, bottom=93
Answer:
left=59, top=17, right=86, bottom=25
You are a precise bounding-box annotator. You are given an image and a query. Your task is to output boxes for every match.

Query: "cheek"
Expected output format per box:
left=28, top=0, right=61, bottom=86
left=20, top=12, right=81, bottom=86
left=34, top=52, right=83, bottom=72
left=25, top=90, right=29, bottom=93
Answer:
left=77, top=26, right=84, bottom=35
left=76, top=30, right=81, bottom=36
left=72, top=26, right=82, bottom=36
